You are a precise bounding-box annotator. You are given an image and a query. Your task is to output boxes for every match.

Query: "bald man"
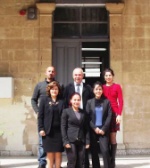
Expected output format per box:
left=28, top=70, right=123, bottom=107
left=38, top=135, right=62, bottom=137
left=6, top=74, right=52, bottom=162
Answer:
left=63, top=67, right=94, bottom=168
left=31, top=66, right=56, bottom=168
left=64, top=67, right=93, bottom=110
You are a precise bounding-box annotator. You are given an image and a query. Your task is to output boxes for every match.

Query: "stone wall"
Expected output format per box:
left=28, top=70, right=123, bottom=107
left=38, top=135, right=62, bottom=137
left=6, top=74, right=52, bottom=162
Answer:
left=0, top=0, right=150, bottom=156
left=122, top=0, right=150, bottom=150
left=0, top=0, right=53, bottom=156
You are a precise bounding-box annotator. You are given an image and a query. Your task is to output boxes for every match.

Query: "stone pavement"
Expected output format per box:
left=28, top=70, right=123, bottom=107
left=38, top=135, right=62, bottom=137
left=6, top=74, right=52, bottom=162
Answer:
left=0, top=155, right=150, bottom=168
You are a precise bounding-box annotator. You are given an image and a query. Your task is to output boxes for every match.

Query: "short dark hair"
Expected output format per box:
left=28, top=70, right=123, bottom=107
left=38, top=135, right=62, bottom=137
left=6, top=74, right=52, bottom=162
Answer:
left=46, top=81, right=61, bottom=97
left=93, top=81, right=103, bottom=89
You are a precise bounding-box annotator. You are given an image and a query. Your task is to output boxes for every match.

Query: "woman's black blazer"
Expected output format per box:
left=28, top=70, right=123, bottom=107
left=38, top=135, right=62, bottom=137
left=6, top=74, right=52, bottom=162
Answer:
left=61, top=107, right=90, bottom=146
left=86, top=97, right=112, bottom=134
left=38, top=96, right=64, bottom=134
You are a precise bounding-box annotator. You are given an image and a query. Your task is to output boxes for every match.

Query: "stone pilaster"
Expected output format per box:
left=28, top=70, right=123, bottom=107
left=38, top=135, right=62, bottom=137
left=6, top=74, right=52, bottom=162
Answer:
left=106, top=3, right=125, bottom=151
left=36, top=3, right=56, bottom=80
left=106, top=3, right=125, bottom=84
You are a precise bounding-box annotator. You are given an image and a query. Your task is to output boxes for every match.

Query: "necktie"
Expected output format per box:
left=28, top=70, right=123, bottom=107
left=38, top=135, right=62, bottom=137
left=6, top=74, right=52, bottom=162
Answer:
left=76, top=84, right=80, bottom=95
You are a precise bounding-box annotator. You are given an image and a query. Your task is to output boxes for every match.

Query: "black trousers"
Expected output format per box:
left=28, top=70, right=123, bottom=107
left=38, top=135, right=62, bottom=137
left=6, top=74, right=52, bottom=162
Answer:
left=66, top=142, right=85, bottom=168
left=90, top=132, right=111, bottom=168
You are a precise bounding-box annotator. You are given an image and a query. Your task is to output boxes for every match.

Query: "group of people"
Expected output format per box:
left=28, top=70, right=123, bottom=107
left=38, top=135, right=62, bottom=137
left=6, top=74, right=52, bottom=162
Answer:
left=31, top=66, right=123, bottom=168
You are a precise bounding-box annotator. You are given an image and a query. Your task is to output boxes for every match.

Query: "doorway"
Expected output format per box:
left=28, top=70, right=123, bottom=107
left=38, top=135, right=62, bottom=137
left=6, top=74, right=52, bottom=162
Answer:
left=52, top=6, right=109, bottom=86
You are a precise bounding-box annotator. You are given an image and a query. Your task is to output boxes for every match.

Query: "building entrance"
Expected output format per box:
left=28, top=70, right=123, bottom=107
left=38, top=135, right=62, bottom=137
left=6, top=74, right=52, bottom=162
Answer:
left=52, top=6, right=109, bottom=86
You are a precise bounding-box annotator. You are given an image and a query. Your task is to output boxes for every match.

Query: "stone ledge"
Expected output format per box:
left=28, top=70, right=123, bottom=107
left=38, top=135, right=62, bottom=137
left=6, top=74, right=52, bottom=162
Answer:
left=106, top=3, right=125, bottom=14
left=1, top=149, right=150, bottom=156
left=36, top=3, right=56, bottom=14
left=0, top=150, right=33, bottom=156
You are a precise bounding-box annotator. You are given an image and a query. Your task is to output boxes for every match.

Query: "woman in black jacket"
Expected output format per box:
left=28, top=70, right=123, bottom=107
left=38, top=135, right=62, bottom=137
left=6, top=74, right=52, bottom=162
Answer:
left=38, top=81, right=64, bottom=168
left=61, top=92, right=90, bottom=168
left=86, top=81, right=112, bottom=168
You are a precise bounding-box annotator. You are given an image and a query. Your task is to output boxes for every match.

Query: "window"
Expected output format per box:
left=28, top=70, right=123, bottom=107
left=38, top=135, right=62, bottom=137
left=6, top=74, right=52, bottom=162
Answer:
left=53, top=7, right=109, bottom=38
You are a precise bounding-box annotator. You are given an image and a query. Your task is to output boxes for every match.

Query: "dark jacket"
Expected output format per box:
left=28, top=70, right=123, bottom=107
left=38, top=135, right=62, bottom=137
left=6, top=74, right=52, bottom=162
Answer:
left=38, top=96, right=64, bottom=134
left=86, top=97, right=112, bottom=134
left=31, top=79, right=63, bottom=113
left=61, top=107, right=90, bottom=146
left=31, top=80, right=51, bottom=113
left=63, top=83, right=93, bottom=110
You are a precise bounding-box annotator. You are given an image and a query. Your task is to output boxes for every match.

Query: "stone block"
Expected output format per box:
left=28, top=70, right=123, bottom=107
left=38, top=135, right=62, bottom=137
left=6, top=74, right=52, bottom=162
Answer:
left=39, top=15, right=52, bottom=27
left=143, top=72, right=150, bottom=84
left=138, top=39, right=150, bottom=49
left=109, top=15, right=122, bottom=28
left=22, top=28, right=34, bottom=39
left=3, top=16, right=25, bottom=28
left=0, top=6, right=5, bottom=15
left=9, top=39, right=24, bottom=49
left=0, top=40, right=9, bottom=49
left=14, top=50, right=39, bottom=61
left=0, top=0, right=16, bottom=6
left=123, top=61, right=142, bottom=72
left=110, top=37, right=122, bottom=49
left=123, top=39, right=138, bottom=50
left=40, top=28, right=52, bottom=38
left=9, top=63, right=19, bottom=73
left=24, top=39, right=38, bottom=49
left=1, top=50, right=13, bottom=61
left=5, top=28, right=22, bottom=39
left=140, top=61, right=150, bottom=71
left=33, top=28, right=39, bottom=38
left=111, top=49, right=122, bottom=61
left=18, top=62, right=39, bottom=73
left=110, top=27, right=122, bottom=37
left=25, top=19, right=39, bottom=28
left=40, top=38, right=52, bottom=49
left=40, top=49, right=51, bottom=61
left=0, top=62, right=9, bottom=73
left=0, top=28, right=6, bottom=39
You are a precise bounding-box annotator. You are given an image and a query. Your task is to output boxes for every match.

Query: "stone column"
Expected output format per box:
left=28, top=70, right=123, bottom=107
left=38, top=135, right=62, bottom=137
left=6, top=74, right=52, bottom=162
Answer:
left=36, top=3, right=56, bottom=80
left=106, top=3, right=125, bottom=154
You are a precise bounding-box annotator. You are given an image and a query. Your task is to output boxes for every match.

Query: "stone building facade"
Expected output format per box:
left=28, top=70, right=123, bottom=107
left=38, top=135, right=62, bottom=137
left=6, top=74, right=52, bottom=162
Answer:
left=0, top=0, right=150, bottom=156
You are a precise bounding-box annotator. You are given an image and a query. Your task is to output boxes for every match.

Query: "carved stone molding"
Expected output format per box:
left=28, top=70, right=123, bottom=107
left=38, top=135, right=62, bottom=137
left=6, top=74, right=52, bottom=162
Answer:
left=36, top=3, right=56, bottom=14
left=106, top=3, right=125, bottom=14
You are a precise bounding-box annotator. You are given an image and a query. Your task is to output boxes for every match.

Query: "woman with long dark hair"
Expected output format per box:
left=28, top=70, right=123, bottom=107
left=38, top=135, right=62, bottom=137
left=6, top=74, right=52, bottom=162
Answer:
left=103, top=68, right=124, bottom=168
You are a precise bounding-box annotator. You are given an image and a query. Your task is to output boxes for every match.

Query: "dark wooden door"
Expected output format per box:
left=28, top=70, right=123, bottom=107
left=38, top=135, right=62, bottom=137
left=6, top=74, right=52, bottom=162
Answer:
left=52, top=40, right=81, bottom=86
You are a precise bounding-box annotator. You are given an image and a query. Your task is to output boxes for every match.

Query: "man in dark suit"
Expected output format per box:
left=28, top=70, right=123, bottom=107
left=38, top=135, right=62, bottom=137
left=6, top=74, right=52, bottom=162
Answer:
left=63, top=67, right=93, bottom=168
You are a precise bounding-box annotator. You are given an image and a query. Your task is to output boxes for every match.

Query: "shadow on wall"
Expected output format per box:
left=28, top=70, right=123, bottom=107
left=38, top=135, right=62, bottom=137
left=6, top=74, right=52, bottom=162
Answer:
left=22, top=103, right=38, bottom=155
left=0, top=134, right=7, bottom=151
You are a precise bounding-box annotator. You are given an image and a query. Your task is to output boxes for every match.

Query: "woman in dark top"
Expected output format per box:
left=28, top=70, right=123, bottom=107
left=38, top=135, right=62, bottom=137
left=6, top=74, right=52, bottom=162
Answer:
left=38, top=81, right=64, bottom=168
left=86, top=81, right=112, bottom=168
left=61, top=93, right=90, bottom=168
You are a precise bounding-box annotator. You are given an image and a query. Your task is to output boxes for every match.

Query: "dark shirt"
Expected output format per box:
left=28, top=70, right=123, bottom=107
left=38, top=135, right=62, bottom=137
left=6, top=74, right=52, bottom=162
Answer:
left=31, top=79, right=54, bottom=113
left=51, top=105, right=61, bottom=128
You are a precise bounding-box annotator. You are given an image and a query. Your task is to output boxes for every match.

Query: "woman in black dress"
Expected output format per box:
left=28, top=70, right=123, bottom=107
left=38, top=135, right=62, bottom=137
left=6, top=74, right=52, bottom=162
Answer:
left=38, top=81, right=64, bottom=168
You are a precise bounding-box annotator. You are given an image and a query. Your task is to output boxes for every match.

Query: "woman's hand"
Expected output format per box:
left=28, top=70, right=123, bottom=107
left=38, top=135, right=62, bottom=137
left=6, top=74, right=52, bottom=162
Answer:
left=39, top=130, right=46, bottom=136
left=99, top=129, right=105, bottom=135
left=85, top=144, right=90, bottom=149
left=116, top=115, right=121, bottom=124
left=65, top=144, right=71, bottom=148
left=95, top=127, right=100, bottom=134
